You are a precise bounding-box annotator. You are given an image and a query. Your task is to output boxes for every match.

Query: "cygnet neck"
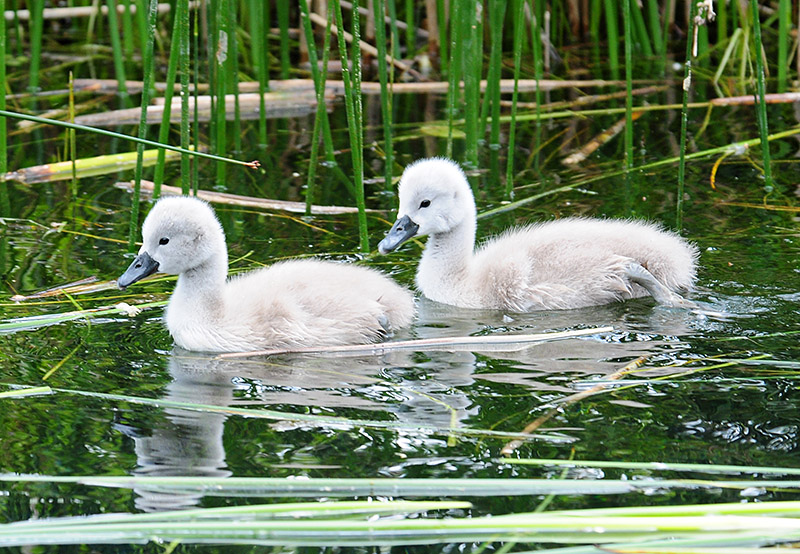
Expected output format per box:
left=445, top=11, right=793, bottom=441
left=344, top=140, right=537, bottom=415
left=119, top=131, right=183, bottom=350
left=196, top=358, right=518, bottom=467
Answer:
left=418, top=216, right=476, bottom=293
left=172, top=251, right=229, bottom=315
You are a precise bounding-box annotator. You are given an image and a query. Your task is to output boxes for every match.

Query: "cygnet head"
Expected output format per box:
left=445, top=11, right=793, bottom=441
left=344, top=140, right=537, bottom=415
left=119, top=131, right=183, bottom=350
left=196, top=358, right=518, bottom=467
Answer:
left=378, top=158, right=476, bottom=254
left=118, top=196, right=227, bottom=289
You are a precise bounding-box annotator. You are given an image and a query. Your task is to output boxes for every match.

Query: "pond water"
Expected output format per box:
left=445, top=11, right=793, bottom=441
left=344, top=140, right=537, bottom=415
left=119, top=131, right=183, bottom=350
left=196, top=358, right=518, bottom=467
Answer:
left=0, top=81, right=799, bottom=551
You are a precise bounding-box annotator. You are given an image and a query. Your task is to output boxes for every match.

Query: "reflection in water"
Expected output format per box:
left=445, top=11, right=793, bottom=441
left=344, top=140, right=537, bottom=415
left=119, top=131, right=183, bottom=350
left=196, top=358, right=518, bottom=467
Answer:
left=128, top=295, right=711, bottom=511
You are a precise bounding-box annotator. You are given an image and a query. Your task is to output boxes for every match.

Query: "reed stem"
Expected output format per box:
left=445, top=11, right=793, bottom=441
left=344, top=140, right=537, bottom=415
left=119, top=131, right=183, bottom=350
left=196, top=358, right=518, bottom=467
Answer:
left=623, top=0, right=633, bottom=170
left=303, top=6, right=334, bottom=214
left=777, top=0, right=790, bottom=93
left=332, top=0, right=369, bottom=252
left=152, top=1, right=183, bottom=198
left=751, top=0, right=773, bottom=191
left=214, top=0, right=228, bottom=187
left=277, top=0, right=291, bottom=79
left=373, top=0, right=394, bottom=191
left=505, top=0, right=524, bottom=199
left=0, top=0, right=8, bottom=218
left=179, top=0, right=191, bottom=194
left=106, top=0, right=129, bottom=97
left=445, top=0, right=461, bottom=159
left=676, top=0, right=697, bottom=232
left=129, top=0, right=160, bottom=252
left=248, top=0, right=268, bottom=146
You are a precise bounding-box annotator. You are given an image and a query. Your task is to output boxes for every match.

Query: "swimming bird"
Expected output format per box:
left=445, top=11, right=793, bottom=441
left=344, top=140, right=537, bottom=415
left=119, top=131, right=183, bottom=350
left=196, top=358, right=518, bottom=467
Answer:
left=378, top=158, right=698, bottom=311
left=118, top=196, right=415, bottom=353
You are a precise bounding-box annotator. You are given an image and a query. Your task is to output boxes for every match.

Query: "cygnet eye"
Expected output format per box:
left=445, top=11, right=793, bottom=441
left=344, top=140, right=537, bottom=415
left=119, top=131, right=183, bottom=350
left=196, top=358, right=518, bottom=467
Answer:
left=419, top=199, right=431, bottom=209
left=159, top=237, right=170, bottom=245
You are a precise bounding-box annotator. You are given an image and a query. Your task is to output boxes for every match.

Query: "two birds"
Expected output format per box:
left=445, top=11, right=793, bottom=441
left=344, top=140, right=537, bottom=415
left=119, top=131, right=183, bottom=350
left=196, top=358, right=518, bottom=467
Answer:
left=119, top=158, right=698, bottom=353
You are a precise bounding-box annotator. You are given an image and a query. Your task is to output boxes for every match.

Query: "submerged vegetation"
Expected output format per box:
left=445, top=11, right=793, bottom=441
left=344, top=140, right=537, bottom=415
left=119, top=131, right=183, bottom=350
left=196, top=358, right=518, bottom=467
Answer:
left=0, top=0, right=799, bottom=551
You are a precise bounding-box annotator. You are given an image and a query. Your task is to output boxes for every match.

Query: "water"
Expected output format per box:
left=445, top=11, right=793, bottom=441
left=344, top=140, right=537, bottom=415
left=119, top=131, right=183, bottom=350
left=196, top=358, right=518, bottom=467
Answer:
left=0, top=85, right=799, bottom=550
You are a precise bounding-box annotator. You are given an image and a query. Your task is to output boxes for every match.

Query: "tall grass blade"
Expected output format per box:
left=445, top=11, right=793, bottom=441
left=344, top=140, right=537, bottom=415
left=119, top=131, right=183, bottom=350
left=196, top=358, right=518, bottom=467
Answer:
left=227, top=0, right=241, bottom=153
left=248, top=0, right=268, bottom=146
left=0, top=0, right=8, bottom=218
left=277, top=0, right=291, bottom=79
left=106, top=0, right=129, bottom=98
left=531, top=0, right=544, bottom=173
left=436, top=0, right=447, bottom=75
left=484, top=0, right=506, bottom=179
left=0, top=110, right=258, bottom=167
left=68, top=73, right=77, bottom=199
left=505, top=0, right=524, bottom=198
left=373, top=0, right=394, bottom=191
left=751, top=0, right=773, bottom=191
left=332, top=0, right=369, bottom=252
left=645, top=0, right=663, bottom=59
left=179, top=0, right=191, bottom=194
left=152, top=0, right=183, bottom=198
left=622, top=0, right=633, bottom=170
left=404, top=0, right=415, bottom=58
left=301, top=5, right=334, bottom=213
left=214, top=0, right=229, bottom=187
left=778, top=0, right=790, bottom=92
left=129, top=0, right=160, bottom=252
left=462, top=1, right=480, bottom=169
left=603, top=0, right=620, bottom=80
left=445, top=0, right=461, bottom=158
left=676, top=0, right=697, bottom=232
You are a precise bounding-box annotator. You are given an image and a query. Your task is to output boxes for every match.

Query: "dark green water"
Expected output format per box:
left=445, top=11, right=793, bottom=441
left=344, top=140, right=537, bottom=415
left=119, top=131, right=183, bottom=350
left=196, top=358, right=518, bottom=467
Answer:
left=0, top=85, right=799, bottom=552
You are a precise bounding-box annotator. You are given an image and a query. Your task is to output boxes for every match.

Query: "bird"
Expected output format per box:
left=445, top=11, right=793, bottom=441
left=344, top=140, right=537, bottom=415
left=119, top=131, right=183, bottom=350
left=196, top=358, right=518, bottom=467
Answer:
left=118, top=196, right=415, bottom=353
left=378, top=157, right=698, bottom=312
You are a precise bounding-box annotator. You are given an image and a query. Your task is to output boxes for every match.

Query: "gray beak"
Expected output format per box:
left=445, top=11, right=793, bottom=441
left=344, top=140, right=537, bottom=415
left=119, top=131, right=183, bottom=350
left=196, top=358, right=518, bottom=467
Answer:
left=378, top=215, right=420, bottom=254
left=118, top=251, right=159, bottom=289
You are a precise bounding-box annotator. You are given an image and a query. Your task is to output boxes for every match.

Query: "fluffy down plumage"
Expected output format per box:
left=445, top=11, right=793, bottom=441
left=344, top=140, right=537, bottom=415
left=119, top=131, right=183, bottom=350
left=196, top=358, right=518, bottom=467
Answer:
left=119, top=196, right=415, bottom=352
left=378, top=158, right=698, bottom=311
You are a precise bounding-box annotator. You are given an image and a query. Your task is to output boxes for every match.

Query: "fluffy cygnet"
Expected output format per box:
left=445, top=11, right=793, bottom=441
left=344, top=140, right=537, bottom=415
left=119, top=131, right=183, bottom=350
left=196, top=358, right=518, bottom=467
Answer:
left=119, top=196, right=415, bottom=352
left=378, top=158, right=698, bottom=311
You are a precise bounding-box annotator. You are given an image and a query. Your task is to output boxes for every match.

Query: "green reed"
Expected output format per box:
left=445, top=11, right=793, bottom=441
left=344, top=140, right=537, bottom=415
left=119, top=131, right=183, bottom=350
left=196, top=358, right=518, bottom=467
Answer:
left=277, top=1, right=291, bottom=79
left=179, top=0, right=191, bottom=194
left=129, top=0, right=160, bottom=252
left=645, top=0, right=662, bottom=60
left=531, top=0, right=543, bottom=174
left=405, top=0, right=415, bottom=58
left=676, top=0, right=697, bottom=232
left=227, top=0, right=241, bottom=154
left=0, top=0, right=7, bottom=218
left=462, top=2, right=480, bottom=169
left=435, top=0, right=448, bottom=75
left=751, top=0, right=773, bottom=192
left=332, top=0, right=369, bottom=252
left=622, top=0, right=633, bottom=170
left=248, top=0, right=268, bottom=146
left=301, top=3, right=333, bottom=214
left=387, top=0, right=401, bottom=59
left=505, top=0, right=524, bottom=198
left=373, top=0, right=394, bottom=191
left=445, top=0, right=461, bottom=159
left=106, top=0, right=129, bottom=97
left=68, top=72, right=77, bottom=200
left=603, top=0, right=620, bottom=80
left=214, top=0, right=229, bottom=186
left=120, top=0, right=135, bottom=63
left=152, top=2, right=183, bottom=198
left=484, top=0, right=506, bottom=179
left=777, top=0, right=790, bottom=92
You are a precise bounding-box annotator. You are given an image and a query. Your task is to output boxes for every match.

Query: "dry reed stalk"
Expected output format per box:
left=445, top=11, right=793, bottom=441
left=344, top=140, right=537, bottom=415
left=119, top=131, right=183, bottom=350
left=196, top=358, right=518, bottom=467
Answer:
left=307, top=10, right=421, bottom=78
left=74, top=77, right=657, bottom=96
left=218, top=327, right=614, bottom=359
left=71, top=91, right=327, bottom=127
left=500, top=354, right=649, bottom=455
left=116, top=180, right=372, bottom=215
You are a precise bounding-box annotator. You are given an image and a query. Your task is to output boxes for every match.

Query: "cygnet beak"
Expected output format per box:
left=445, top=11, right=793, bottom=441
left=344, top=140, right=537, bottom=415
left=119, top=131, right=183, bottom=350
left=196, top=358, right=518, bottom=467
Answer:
left=378, top=215, right=420, bottom=254
left=118, top=251, right=160, bottom=289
